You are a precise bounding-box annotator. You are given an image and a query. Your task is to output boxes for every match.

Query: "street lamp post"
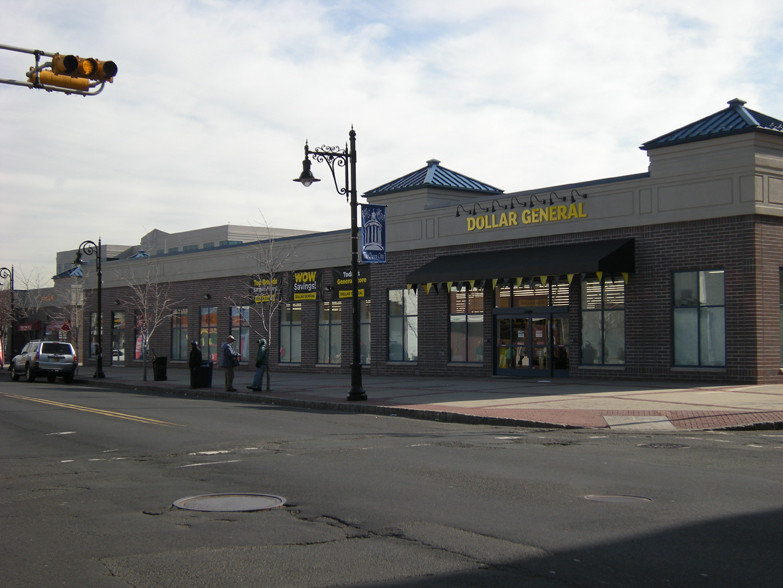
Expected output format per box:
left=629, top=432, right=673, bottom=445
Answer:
left=74, top=239, right=105, bottom=378
left=0, top=265, right=14, bottom=358
left=294, top=128, right=367, bottom=401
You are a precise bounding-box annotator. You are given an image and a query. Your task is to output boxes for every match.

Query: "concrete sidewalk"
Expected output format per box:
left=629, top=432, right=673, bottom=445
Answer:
left=61, top=364, right=783, bottom=431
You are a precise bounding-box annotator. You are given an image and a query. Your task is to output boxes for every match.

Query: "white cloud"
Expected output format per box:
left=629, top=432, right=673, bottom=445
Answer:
left=2, top=0, right=783, bottom=280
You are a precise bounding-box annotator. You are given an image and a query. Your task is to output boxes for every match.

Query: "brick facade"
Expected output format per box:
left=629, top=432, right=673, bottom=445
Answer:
left=73, top=213, right=782, bottom=385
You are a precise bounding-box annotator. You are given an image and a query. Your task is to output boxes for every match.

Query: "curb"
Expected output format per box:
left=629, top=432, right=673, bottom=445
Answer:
left=73, top=377, right=783, bottom=432
left=76, top=377, right=569, bottom=430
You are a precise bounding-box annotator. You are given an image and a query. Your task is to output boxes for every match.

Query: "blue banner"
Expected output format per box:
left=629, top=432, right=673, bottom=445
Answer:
left=361, top=204, right=386, bottom=263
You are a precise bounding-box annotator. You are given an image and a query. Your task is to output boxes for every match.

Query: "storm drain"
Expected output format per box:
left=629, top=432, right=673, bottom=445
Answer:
left=173, top=493, right=286, bottom=512
left=584, top=494, right=652, bottom=504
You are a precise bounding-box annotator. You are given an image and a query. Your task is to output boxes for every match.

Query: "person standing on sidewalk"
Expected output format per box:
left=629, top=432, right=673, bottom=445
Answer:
left=220, top=335, right=240, bottom=391
left=188, top=340, right=202, bottom=389
left=247, top=338, right=268, bottom=392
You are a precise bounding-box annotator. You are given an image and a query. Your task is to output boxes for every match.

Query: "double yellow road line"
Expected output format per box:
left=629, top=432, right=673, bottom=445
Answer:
left=1, top=392, right=183, bottom=427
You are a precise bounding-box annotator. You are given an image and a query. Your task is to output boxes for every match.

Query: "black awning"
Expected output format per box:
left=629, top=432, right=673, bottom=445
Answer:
left=405, top=238, right=634, bottom=285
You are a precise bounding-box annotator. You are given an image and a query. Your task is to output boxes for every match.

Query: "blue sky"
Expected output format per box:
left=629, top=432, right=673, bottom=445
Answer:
left=2, top=0, right=783, bottom=285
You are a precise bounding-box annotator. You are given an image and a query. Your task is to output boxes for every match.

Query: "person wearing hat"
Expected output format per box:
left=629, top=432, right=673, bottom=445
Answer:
left=188, top=340, right=202, bottom=389
left=220, top=335, right=240, bottom=391
left=247, top=338, right=268, bottom=392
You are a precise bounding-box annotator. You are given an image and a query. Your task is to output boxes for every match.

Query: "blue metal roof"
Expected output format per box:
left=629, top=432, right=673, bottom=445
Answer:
left=52, top=266, right=83, bottom=279
left=365, top=159, right=503, bottom=197
left=642, top=98, right=783, bottom=150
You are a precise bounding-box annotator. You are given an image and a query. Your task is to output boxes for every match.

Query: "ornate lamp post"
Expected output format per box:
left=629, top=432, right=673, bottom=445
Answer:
left=0, top=265, right=14, bottom=358
left=294, top=128, right=367, bottom=401
left=74, top=239, right=105, bottom=378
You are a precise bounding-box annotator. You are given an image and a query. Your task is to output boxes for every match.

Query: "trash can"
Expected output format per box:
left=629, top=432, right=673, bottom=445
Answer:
left=199, top=361, right=213, bottom=388
left=152, top=357, right=167, bottom=381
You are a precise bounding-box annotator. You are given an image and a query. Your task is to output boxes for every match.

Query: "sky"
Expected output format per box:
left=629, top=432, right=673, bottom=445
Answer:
left=2, top=0, right=783, bottom=287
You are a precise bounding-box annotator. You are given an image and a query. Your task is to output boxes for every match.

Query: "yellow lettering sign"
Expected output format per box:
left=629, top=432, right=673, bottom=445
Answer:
left=464, top=202, right=587, bottom=232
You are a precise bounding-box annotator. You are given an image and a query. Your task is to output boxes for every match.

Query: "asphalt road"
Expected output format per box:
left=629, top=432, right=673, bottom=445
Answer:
left=2, top=378, right=783, bottom=587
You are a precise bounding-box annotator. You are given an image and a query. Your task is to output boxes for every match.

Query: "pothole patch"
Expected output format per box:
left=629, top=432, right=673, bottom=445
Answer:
left=584, top=494, right=652, bottom=504
left=173, top=493, right=286, bottom=512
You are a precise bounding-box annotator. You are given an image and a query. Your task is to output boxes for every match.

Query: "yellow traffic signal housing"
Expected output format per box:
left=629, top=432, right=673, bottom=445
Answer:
left=51, top=53, right=79, bottom=75
left=51, top=53, right=117, bottom=81
left=95, top=59, right=118, bottom=80
left=34, top=70, right=91, bottom=92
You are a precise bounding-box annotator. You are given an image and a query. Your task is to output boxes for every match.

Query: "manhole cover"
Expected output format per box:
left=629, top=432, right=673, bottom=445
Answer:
left=173, top=493, right=286, bottom=512
left=584, top=494, right=652, bottom=504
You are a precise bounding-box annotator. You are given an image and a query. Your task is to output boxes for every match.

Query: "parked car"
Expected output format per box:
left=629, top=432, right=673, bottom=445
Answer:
left=10, top=340, right=77, bottom=383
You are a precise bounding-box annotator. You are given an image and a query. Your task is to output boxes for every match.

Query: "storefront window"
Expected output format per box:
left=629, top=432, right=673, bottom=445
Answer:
left=450, top=287, right=483, bottom=363
left=581, top=278, right=625, bottom=365
left=279, top=303, right=302, bottom=364
left=200, top=306, right=218, bottom=363
left=89, top=311, right=99, bottom=358
left=495, top=282, right=569, bottom=307
left=171, top=308, right=188, bottom=361
left=111, top=311, right=126, bottom=364
left=360, top=299, right=371, bottom=365
left=673, top=270, right=725, bottom=366
left=230, top=306, right=251, bottom=361
left=135, top=310, right=145, bottom=360
left=317, top=301, right=342, bottom=364
left=388, top=289, right=418, bottom=361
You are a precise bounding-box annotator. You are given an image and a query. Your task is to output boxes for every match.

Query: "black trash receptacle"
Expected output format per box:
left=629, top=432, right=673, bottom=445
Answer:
left=199, top=361, right=213, bottom=388
left=152, top=357, right=167, bottom=381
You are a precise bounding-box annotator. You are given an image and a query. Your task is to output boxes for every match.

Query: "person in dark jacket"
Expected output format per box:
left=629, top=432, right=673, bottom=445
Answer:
left=188, top=340, right=202, bottom=389
left=247, top=338, right=268, bottom=391
left=220, top=335, right=240, bottom=391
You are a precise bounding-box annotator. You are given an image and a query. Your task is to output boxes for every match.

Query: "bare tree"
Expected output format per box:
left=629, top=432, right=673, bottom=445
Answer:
left=116, top=260, right=183, bottom=381
left=230, top=218, right=294, bottom=391
left=14, top=269, right=51, bottom=341
left=48, top=277, right=84, bottom=355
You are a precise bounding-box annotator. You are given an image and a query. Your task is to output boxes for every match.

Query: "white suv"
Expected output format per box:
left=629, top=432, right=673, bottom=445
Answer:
left=10, top=340, right=78, bottom=383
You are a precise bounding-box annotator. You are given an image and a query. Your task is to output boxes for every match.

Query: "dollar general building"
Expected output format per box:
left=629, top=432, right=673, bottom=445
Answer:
left=70, top=99, right=783, bottom=384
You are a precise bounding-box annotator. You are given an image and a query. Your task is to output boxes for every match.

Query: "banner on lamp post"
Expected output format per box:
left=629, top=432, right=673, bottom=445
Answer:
left=361, top=204, right=386, bottom=263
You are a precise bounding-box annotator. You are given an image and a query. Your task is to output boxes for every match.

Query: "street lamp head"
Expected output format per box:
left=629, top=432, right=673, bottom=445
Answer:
left=73, top=252, right=85, bottom=266
left=293, top=155, right=320, bottom=188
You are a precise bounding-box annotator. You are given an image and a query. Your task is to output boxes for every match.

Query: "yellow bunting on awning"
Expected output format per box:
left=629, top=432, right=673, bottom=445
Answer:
left=515, top=277, right=523, bottom=287
left=423, top=283, right=432, bottom=294
left=566, top=273, right=575, bottom=284
left=621, top=272, right=629, bottom=284
left=468, top=280, right=475, bottom=290
left=492, top=278, right=498, bottom=290
left=596, top=271, right=603, bottom=282
left=539, top=275, right=548, bottom=287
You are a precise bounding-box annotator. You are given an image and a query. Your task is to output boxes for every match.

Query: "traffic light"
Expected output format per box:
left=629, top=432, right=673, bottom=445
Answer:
left=51, top=53, right=117, bottom=81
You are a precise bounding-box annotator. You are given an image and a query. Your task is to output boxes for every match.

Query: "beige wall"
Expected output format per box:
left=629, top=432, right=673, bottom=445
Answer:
left=76, top=130, right=783, bottom=289
left=373, top=133, right=783, bottom=253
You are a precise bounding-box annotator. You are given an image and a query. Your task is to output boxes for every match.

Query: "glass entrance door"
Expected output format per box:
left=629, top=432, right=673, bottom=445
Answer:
left=496, top=317, right=529, bottom=371
left=495, top=311, right=569, bottom=376
left=529, top=316, right=549, bottom=372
